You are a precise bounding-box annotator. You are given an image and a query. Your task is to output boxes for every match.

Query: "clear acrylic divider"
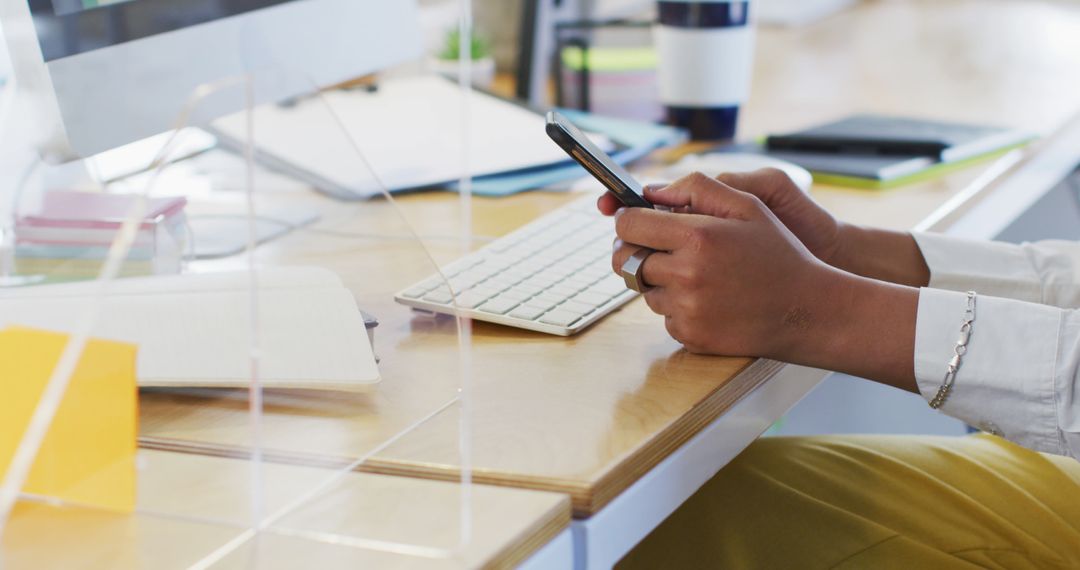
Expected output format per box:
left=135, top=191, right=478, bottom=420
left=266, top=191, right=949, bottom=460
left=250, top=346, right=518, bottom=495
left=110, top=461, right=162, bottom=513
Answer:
left=2, top=3, right=480, bottom=568
left=199, top=3, right=480, bottom=561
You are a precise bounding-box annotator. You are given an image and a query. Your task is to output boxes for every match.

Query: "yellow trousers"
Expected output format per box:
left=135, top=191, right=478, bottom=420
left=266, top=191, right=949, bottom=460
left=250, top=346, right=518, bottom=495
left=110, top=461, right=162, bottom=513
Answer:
left=618, top=435, right=1080, bottom=569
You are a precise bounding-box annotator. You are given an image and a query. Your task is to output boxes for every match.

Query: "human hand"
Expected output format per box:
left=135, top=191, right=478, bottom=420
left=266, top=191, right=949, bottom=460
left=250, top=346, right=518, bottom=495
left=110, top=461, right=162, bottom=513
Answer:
left=598, top=168, right=848, bottom=267
left=610, top=172, right=845, bottom=357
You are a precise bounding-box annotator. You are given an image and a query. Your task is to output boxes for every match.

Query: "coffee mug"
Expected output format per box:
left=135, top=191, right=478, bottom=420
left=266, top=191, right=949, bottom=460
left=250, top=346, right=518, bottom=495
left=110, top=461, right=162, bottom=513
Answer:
left=655, top=0, right=755, bottom=140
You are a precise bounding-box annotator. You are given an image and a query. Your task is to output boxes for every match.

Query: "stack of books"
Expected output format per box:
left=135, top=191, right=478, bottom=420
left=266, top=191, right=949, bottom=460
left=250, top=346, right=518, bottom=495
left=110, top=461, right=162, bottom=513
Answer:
left=559, top=46, right=664, bottom=123
left=761, top=114, right=1034, bottom=189
left=14, top=191, right=188, bottom=280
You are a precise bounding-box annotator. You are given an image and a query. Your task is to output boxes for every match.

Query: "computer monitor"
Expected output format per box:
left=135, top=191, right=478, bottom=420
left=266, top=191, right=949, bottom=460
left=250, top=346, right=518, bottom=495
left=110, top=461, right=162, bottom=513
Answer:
left=0, top=0, right=422, bottom=161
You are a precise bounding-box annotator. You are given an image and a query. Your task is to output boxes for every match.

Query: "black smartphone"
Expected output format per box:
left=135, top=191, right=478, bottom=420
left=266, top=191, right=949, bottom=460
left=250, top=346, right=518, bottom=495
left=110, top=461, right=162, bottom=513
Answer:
left=545, top=111, right=653, bottom=209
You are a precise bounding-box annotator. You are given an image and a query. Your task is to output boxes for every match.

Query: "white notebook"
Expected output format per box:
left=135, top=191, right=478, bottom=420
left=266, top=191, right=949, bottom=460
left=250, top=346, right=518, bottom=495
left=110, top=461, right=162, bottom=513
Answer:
left=208, top=74, right=614, bottom=198
left=0, top=267, right=379, bottom=391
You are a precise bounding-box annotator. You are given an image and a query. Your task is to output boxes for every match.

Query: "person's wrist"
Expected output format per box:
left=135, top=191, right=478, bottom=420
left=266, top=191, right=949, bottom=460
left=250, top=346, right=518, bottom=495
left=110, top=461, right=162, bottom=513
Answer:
left=823, top=222, right=862, bottom=274
left=768, top=265, right=920, bottom=391
left=763, top=261, right=853, bottom=363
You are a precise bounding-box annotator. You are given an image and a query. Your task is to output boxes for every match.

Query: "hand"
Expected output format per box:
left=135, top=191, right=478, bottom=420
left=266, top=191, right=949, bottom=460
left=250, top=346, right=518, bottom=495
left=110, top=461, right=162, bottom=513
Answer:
left=598, top=168, right=930, bottom=287
left=598, top=168, right=847, bottom=266
left=610, top=172, right=843, bottom=357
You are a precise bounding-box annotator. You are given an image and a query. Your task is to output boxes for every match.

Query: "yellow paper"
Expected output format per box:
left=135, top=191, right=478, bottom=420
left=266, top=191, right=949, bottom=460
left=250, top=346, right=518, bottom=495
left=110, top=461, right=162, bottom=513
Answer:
left=0, top=326, right=138, bottom=512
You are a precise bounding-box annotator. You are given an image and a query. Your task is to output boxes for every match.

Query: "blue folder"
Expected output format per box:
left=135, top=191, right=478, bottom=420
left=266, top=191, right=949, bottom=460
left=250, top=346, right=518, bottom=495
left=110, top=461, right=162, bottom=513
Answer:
left=448, top=110, right=686, bottom=197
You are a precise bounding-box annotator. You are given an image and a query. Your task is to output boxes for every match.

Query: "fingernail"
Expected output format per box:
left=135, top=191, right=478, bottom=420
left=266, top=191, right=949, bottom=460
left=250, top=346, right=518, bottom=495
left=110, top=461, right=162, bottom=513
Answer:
left=613, top=207, right=627, bottom=220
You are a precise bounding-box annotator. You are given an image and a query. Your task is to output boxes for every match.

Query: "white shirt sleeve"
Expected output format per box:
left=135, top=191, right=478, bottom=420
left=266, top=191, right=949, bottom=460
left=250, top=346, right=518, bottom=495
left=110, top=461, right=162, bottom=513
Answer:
left=911, top=233, right=1080, bottom=458
left=913, top=232, right=1080, bottom=307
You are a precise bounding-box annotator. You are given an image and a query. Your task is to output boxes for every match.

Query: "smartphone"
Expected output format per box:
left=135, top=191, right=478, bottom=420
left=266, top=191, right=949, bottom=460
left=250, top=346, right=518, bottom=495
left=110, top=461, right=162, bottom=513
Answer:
left=545, top=111, right=653, bottom=209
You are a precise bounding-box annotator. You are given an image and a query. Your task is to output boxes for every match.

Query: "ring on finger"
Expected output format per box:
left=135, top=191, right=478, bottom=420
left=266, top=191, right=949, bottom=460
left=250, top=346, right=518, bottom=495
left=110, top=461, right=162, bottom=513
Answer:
left=620, top=247, right=657, bottom=293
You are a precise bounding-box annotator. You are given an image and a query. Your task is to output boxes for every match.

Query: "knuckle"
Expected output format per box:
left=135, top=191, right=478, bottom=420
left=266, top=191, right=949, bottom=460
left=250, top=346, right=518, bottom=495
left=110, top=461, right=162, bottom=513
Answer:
left=673, top=171, right=710, bottom=191
left=610, top=244, right=627, bottom=274
left=760, top=167, right=796, bottom=192
left=677, top=265, right=703, bottom=288
left=610, top=250, right=626, bottom=274
left=714, top=171, right=737, bottom=185
left=615, top=210, right=645, bottom=240
left=743, top=192, right=766, bottom=210
left=678, top=295, right=704, bottom=318
left=685, top=171, right=711, bottom=184
left=683, top=223, right=717, bottom=253
left=761, top=167, right=792, bottom=184
left=614, top=211, right=631, bottom=236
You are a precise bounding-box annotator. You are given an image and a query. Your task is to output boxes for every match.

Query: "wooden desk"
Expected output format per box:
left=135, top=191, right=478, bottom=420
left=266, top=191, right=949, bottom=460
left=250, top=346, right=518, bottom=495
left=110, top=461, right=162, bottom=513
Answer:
left=137, top=186, right=783, bottom=518
left=125, top=0, right=1080, bottom=566
left=3, top=450, right=570, bottom=569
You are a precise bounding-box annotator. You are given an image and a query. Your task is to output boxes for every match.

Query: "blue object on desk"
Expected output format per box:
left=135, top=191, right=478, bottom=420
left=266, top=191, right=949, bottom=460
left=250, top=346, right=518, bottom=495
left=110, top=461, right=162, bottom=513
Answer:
left=450, top=109, right=687, bottom=197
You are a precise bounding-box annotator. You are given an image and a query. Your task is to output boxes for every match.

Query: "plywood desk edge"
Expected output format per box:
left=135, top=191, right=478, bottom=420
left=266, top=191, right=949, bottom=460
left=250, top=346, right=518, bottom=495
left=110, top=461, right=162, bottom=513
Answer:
left=141, top=357, right=784, bottom=518
left=362, top=358, right=783, bottom=517
left=487, top=492, right=573, bottom=570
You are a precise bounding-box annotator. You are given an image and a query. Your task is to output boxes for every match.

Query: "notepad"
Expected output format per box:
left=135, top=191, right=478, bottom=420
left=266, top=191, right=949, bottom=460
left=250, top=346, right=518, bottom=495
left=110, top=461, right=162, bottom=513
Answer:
left=208, top=74, right=616, bottom=198
left=765, top=114, right=1033, bottom=163
left=0, top=267, right=379, bottom=390
left=0, top=327, right=137, bottom=512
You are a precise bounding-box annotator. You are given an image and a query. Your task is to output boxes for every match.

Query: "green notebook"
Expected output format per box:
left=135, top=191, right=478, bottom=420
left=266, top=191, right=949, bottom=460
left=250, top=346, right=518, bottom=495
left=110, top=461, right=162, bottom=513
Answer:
left=760, top=115, right=1035, bottom=189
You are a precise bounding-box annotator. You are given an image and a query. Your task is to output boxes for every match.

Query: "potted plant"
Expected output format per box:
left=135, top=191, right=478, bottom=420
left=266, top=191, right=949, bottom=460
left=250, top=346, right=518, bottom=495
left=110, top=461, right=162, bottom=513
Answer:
left=429, top=28, right=496, bottom=89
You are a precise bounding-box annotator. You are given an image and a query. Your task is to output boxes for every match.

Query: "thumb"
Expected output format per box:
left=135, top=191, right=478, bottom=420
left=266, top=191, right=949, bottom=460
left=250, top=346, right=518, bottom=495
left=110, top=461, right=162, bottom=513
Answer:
left=644, top=172, right=759, bottom=220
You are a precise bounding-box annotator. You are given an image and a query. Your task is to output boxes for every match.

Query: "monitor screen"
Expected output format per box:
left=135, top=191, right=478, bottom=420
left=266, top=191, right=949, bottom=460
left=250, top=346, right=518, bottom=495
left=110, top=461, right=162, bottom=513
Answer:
left=29, top=0, right=294, bottom=61
left=51, top=0, right=137, bottom=16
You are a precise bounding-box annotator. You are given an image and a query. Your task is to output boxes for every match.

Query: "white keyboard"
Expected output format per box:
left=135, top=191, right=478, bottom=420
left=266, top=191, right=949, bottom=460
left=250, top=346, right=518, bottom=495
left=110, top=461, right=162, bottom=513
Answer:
left=394, top=196, right=638, bottom=336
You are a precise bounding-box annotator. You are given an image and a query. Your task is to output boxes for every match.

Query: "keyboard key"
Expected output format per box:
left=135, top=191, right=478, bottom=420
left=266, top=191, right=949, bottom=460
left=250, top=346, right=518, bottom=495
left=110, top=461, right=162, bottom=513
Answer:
left=501, top=268, right=538, bottom=283
left=448, top=274, right=482, bottom=291
left=508, top=282, right=545, bottom=297
left=494, top=288, right=526, bottom=300
left=485, top=274, right=523, bottom=288
left=466, top=285, right=502, bottom=300
left=548, top=282, right=584, bottom=298
left=395, top=197, right=640, bottom=335
left=475, top=279, right=510, bottom=294
left=563, top=275, right=597, bottom=289
left=478, top=296, right=521, bottom=315
left=527, top=296, right=562, bottom=311
left=508, top=304, right=547, bottom=320
left=560, top=300, right=594, bottom=315
left=400, top=285, right=432, bottom=298
left=441, top=258, right=480, bottom=276
left=467, top=264, right=502, bottom=281
left=570, top=292, right=612, bottom=308
left=539, top=309, right=583, bottom=328
left=423, top=290, right=455, bottom=304
left=589, top=277, right=629, bottom=296
left=454, top=290, right=497, bottom=308
left=529, top=273, right=562, bottom=288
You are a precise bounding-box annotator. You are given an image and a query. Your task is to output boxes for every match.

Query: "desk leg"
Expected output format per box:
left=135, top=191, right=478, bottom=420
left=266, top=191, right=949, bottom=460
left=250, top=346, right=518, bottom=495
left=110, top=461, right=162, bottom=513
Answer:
left=571, top=364, right=828, bottom=569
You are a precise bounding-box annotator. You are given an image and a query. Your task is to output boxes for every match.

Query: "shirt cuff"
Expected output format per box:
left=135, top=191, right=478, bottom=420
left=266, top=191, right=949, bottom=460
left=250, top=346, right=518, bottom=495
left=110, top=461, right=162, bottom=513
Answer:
left=912, top=232, right=1042, bottom=302
left=915, top=288, right=1063, bottom=454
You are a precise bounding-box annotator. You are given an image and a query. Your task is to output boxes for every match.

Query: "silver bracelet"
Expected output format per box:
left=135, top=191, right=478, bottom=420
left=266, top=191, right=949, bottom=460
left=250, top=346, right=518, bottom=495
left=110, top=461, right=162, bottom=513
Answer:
left=929, top=291, right=977, bottom=409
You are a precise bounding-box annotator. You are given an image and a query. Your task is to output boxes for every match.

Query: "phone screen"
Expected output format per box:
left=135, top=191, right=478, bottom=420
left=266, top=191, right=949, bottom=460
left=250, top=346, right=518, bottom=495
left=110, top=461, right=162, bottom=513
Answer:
left=546, top=111, right=653, bottom=209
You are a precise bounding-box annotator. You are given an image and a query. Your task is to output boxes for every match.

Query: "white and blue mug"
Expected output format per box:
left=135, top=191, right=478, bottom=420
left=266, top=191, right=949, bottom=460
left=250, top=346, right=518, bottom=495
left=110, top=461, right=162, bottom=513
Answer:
left=655, top=0, right=755, bottom=140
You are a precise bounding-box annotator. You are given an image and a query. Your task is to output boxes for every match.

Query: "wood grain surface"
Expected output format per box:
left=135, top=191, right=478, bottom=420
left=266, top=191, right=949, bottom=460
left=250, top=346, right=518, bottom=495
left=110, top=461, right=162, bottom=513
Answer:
left=3, top=451, right=569, bottom=569
left=135, top=0, right=1080, bottom=518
